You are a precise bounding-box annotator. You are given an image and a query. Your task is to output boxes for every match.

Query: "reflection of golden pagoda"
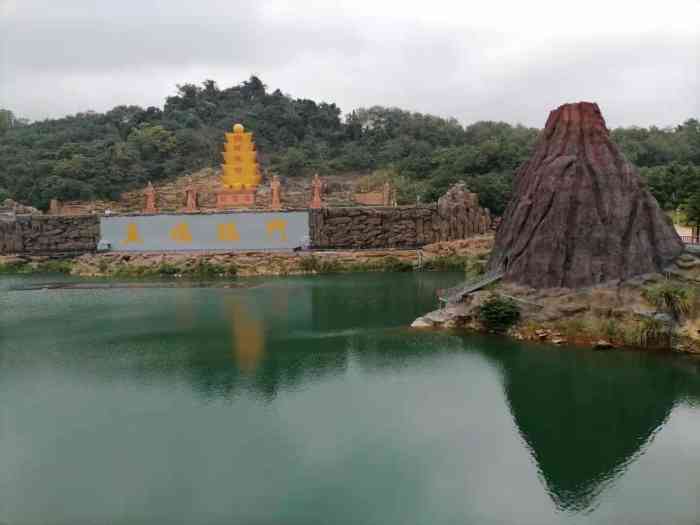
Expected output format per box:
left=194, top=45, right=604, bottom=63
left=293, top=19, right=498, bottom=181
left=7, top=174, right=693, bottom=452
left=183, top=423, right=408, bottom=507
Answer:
left=217, top=123, right=261, bottom=208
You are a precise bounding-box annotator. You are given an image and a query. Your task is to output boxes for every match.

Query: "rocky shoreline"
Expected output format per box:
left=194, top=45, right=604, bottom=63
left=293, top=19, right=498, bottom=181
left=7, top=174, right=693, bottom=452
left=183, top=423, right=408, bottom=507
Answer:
left=412, top=252, right=700, bottom=355
left=0, top=236, right=493, bottom=278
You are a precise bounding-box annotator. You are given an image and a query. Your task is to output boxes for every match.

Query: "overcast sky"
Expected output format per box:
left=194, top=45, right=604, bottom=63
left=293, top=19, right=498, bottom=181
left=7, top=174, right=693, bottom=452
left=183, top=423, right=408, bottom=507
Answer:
left=1, top=0, right=698, bottom=127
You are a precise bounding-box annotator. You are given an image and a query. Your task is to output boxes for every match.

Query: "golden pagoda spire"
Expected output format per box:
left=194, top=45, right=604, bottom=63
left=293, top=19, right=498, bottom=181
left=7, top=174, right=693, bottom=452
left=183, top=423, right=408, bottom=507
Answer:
left=221, top=124, right=262, bottom=190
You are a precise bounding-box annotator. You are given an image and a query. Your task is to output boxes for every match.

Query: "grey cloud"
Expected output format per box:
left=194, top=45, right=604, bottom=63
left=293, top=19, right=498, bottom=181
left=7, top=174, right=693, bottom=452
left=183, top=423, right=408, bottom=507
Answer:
left=2, top=3, right=365, bottom=72
left=1, top=0, right=697, bottom=126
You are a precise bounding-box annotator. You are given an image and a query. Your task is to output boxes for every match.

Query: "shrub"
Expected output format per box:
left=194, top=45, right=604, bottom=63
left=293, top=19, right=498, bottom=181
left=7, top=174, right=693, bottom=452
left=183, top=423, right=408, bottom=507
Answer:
left=599, top=318, right=620, bottom=340
left=478, top=294, right=521, bottom=333
left=317, top=258, right=343, bottom=273
left=555, top=317, right=591, bottom=338
left=299, top=255, right=320, bottom=272
left=637, top=317, right=673, bottom=348
left=0, top=260, right=28, bottom=274
left=157, top=263, right=180, bottom=276
left=382, top=256, right=413, bottom=272
left=298, top=255, right=346, bottom=274
left=642, top=282, right=693, bottom=320
left=465, top=256, right=487, bottom=278
left=35, top=260, right=73, bottom=274
left=187, top=260, right=237, bottom=278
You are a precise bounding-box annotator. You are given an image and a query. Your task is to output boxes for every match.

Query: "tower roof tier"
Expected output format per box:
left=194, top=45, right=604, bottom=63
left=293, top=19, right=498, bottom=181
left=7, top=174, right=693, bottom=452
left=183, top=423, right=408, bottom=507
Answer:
left=222, top=151, right=257, bottom=163
left=220, top=123, right=262, bottom=193
left=225, top=132, right=254, bottom=144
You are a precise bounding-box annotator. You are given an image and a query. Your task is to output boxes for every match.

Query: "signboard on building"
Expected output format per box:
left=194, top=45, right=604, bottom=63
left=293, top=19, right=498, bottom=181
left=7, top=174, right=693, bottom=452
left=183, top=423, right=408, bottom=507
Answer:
left=100, top=211, right=309, bottom=252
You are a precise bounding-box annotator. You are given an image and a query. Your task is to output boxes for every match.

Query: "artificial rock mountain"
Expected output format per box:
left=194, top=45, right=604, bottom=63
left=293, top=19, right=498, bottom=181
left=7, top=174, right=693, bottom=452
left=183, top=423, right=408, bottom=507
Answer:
left=487, top=102, right=684, bottom=289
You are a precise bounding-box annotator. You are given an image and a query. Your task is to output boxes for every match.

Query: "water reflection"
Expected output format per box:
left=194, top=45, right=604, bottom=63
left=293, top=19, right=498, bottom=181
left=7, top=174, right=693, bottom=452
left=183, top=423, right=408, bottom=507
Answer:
left=1, top=273, right=699, bottom=523
left=227, top=298, right=265, bottom=373
left=479, top=340, right=700, bottom=512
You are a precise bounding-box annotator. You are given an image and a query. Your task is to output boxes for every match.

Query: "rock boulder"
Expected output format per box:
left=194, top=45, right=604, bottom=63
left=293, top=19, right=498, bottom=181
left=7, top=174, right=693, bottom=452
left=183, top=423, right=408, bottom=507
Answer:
left=487, top=102, right=683, bottom=289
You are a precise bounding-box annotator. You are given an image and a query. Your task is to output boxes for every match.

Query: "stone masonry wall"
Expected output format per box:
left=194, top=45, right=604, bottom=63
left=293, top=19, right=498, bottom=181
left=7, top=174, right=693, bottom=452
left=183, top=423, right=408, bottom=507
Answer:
left=309, top=183, right=492, bottom=249
left=0, top=219, right=22, bottom=254
left=0, top=216, right=99, bottom=255
left=1, top=185, right=491, bottom=254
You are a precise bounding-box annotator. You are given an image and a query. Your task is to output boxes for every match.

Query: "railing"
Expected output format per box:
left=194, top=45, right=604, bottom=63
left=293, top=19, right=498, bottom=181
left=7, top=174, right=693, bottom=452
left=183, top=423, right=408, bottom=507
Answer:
left=681, top=235, right=699, bottom=245
left=438, top=270, right=504, bottom=306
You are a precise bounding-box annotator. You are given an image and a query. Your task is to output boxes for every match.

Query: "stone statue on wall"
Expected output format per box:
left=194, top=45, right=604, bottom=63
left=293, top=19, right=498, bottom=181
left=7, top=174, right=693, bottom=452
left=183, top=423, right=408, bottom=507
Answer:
left=310, top=174, right=324, bottom=209
left=49, top=199, right=62, bottom=216
left=184, top=176, right=198, bottom=213
left=382, top=181, right=391, bottom=207
left=270, top=175, right=282, bottom=210
left=143, top=182, right=157, bottom=214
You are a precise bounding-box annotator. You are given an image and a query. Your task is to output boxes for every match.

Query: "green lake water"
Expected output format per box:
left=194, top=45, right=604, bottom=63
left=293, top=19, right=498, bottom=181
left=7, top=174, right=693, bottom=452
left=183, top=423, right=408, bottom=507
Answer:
left=1, top=272, right=699, bottom=525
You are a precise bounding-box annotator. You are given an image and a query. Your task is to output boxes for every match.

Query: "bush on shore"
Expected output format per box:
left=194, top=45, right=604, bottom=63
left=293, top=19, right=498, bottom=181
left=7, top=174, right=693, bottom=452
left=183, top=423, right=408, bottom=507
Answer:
left=479, top=294, right=521, bottom=333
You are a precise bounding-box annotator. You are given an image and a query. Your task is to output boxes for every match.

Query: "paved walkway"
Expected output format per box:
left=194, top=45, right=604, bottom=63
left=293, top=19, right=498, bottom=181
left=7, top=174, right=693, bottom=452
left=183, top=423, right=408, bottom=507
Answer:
left=439, top=271, right=504, bottom=305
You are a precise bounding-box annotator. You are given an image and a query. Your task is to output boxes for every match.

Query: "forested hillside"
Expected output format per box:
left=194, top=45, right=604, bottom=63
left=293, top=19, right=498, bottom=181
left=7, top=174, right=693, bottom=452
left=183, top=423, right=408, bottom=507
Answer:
left=0, top=76, right=698, bottom=216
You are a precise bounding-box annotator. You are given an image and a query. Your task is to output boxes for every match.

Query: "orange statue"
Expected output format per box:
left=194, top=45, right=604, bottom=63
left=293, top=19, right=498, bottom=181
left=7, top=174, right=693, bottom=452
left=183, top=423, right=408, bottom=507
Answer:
left=270, top=175, right=282, bottom=210
left=143, top=182, right=157, bottom=213
left=49, top=199, right=62, bottom=215
left=310, top=174, right=323, bottom=209
left=184, top=176, right=198, bottom=213
left=382, top=181, right=391, bottom=206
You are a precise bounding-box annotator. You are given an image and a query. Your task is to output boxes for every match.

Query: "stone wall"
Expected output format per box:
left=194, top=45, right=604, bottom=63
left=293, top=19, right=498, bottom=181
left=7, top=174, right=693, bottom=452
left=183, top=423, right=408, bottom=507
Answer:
left=353, top=191, right=385, bottom=206
left=1, top=184, right=492, bottom=254
left=0, top=219, right=22, bottom=254
left=0, top=215, right=99, bottom=255
left=310, top=185, right=492, bottom=248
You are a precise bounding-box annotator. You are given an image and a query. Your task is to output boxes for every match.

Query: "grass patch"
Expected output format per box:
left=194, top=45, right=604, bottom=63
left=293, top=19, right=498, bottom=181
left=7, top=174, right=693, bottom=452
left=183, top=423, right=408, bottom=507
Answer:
left=423, top=255, right=470, bottom=271
left=299, top=254, right=413, bottom=274
left=637, top=317, right=674, bottom=348
left=109, top=259, right=237, bottom=279
left=188, top=260, right=238, bottom=278
left=380, top=256, right=413, bottom=272
left=299, top=255, right=344, bottom=274
left=0, top=261, right=29, bottom=274
left=422, top=254, right=488, bottom=276
left=0, top=259, right=73, bottom=274
left=34, top=260, right=73, bottom=274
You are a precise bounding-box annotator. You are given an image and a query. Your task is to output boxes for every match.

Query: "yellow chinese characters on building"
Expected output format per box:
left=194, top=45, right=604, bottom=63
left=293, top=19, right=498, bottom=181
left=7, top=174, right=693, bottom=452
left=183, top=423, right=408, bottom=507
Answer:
left=218, top=223, right=241, bottom=242
left=170, top=223, right=192, bottom=243
left=121, top=223, right=143, bottom=245
left=266, top=219, right=288, bottom=242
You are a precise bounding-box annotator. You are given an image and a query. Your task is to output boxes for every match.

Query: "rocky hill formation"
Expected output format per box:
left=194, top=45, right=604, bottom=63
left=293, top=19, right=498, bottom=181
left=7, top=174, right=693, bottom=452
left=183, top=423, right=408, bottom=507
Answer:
left=51, top=170, right=381, bottom=215
left=0, top=198, right=41, bottom=217
left=487, top=102, right=683, bottom=288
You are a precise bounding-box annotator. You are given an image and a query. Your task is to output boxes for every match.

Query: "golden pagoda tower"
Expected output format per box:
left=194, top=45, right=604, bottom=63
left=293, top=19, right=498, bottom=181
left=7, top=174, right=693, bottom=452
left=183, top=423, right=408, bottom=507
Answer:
left=216, top=123, right=262, bottom=208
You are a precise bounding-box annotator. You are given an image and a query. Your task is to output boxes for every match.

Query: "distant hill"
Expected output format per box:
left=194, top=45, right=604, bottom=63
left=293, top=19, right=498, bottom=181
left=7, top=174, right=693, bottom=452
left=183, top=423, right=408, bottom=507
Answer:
left=0, top=77, right=698, bottom=214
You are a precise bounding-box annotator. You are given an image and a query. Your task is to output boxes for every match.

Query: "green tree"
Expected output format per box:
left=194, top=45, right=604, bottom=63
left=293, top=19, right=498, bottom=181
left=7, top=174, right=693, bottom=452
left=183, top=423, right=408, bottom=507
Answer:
left=683, top=192, right=700, bottom=242
left=0, top=76, right=695, bottom=213
left=274, top=147, right=306, bottom=177
left=0, top=109, right=14, bottom=134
